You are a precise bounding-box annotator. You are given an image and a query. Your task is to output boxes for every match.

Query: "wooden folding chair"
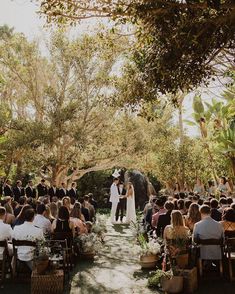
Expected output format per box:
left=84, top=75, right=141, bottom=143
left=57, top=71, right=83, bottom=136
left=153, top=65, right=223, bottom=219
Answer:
left=225, top=237, right=235, bottom=281
left=0, top=240, right=12, bottom=285
left=52, top=232, right=74, bottom=271
left=196, top=238, right=224, bottom=278
left=12, top=239, right=36, bottom=281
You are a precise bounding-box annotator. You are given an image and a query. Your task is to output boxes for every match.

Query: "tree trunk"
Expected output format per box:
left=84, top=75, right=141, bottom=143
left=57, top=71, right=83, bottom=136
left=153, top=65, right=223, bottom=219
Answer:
left=178, top=95, right=185, bottom=190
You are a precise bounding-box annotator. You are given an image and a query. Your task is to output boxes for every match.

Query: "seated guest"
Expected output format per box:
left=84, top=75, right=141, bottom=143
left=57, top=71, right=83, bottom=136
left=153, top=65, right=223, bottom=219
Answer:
left=84, top=195, right=95, bottom=222
left=145, top=199, right=158, bottom=229
left=13, top=204, right=31, bottom=227
left=184, top=199, right=192, bottom=215
left=0, top=207, right=13, bottom=259
left=62, top=196, right=72, bottom=213
left=193, top=205, right=224, bottom=260
left=227, top=197, right=233, bottom=206
left=14, top=196, right=27, bottom=217
left=3, top=198, right=15, bottom=225
left=218, top=197, right=228, bottom=213
left=33, top=204, right=52, bottom=235
left=79, top=197, right=90, bottom=222
left=86, top=221, right=93, bottom=234
left=70, top=202, right=87, bottom=235
left=210, top=199, right=222, bottom=221
left=50, top=202, right=58, bottom=219
left=88, top=193, right=98, bottom=211
left=177, top=199, right=186, bottom=215
left=151, top=197, right=166, bottom=228
left=156, top=201, right=175, bottom=237
left=231, top=203, right=235, bottom=211
left=52, top=206, right=75, bottom=238
left=220, top=208, right=235, bottom=232
left=184, top=203, right=201, bottom=232
left=164, top=210, right=190, bottom=258
left=12, top=209, right=44, bottom=269
left=44, top=205, right=55, bottom=223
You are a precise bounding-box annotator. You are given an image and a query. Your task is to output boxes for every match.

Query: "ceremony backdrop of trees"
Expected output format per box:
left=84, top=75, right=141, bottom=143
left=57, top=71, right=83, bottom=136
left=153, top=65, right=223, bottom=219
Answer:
left=0, top=0, right=235, bottom=192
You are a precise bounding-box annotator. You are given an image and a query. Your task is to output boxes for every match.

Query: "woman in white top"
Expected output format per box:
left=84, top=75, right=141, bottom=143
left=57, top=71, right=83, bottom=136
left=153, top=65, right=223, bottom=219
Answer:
left=193, top=178, right=205, bottom=195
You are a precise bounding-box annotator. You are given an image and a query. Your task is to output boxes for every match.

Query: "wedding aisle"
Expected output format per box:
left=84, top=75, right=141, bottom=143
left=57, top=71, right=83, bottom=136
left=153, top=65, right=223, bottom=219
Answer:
left=68, top=219, right=156, bottom=294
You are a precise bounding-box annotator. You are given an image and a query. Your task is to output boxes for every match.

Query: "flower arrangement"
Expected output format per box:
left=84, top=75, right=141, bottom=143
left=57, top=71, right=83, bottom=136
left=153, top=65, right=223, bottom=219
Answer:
left=75, top=233, right=102, bottom=254
left=92, top=214, right=107, bottom=242
left=134, top=234, right=161, bottom=257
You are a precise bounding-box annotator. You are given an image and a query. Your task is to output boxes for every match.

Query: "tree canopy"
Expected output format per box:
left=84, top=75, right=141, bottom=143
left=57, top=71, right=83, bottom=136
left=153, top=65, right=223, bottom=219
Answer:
left=36, top=0, right=235, bottom=95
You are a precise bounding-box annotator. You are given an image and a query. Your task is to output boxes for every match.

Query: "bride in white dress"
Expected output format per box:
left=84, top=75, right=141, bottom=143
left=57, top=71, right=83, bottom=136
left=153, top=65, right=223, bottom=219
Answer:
left=125, top=182, right=136, bottom=224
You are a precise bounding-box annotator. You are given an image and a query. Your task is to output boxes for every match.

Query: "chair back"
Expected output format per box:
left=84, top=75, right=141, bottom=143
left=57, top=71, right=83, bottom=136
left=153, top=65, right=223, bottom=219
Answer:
left=52, top=232, right=73, bottom=248
left=225, top=231, right=235, bottom=238
left=226, top=237, right=235, bottom=251
left=196, top=238, right=224, bottom=246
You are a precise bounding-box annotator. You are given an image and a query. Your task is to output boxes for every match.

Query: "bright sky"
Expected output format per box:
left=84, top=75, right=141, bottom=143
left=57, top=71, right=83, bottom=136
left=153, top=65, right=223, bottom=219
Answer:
left=0, top=0, right=226, bottom=137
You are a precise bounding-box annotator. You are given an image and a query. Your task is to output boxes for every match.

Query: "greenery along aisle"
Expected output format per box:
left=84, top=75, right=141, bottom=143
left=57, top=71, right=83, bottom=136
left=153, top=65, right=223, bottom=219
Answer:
left=68, top=217, right=155, bottom=294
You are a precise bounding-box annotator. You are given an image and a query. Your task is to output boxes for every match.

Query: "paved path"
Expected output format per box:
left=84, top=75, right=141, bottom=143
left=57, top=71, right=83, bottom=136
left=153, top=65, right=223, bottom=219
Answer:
left=69, top=221, right=156, bottom=294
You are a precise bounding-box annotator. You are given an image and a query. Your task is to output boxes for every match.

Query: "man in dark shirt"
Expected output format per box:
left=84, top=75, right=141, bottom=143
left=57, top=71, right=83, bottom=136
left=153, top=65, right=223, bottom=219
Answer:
left=156, top=201, right=175, bottom=237
left=210, top=199, right=222, bottom=221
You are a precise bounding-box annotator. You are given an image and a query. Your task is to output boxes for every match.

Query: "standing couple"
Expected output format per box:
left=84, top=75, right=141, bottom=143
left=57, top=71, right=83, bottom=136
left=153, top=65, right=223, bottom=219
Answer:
left=109, top=178, right=136, bottom=224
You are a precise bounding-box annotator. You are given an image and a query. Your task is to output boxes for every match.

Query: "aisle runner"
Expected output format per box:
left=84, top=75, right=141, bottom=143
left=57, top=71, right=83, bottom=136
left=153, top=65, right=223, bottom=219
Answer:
left=69, top=218, right=156, bottom=294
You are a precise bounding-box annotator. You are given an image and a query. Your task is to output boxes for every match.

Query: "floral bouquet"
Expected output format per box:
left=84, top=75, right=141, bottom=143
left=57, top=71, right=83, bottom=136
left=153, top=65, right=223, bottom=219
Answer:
left=92, top=214, right=107, bottom=242
left=75, top=233, right=102, bottom=254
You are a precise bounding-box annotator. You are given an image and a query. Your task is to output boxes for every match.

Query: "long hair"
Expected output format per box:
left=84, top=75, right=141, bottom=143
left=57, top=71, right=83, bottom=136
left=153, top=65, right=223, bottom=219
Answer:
left=70, top=202, right=82, bottom=219
left=171, top=210, right=184, bottom=227
left=188, top=203, right=201, bottom=223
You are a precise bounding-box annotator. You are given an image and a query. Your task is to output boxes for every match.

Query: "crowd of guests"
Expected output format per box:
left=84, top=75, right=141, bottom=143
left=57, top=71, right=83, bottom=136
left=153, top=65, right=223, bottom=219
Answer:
left=165, top=176, right=234, bottom=198
left=0, top=178, right=98, bottom=270
left=144, top=178, right=235, bottom=268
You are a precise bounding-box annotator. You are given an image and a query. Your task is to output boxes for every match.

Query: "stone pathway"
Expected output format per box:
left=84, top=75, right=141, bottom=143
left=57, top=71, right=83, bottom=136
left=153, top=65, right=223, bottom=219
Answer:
left=68, top=221, right=156, bottom=294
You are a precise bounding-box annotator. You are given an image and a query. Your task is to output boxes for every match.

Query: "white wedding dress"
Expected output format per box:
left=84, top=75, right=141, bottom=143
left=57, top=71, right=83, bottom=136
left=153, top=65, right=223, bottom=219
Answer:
left=125, top=185, right=136, bottom=223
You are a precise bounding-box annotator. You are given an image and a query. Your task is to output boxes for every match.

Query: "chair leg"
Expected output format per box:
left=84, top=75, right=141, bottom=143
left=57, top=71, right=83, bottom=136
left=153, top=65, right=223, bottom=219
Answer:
left=219, top=260, right=223, bottom=278
left=198, top=259, right=203, bottom=277
left=228, top=259, right=233, bottom=281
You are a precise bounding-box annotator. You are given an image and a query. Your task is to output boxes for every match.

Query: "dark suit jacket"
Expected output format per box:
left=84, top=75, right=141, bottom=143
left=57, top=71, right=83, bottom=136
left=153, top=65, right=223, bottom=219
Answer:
left=37, top=183, right=48, bottom=197
left=3, top=185, right=13, bottom=197
left=48, top=187, right=60, bottom=199
left=155, top=211, right=172, bottom=237
left=81, top=206, right=90, bottom=222
left=68, top=188, right=77, bottom=199
left=25, top=186, right=37, bottom=198
left=13, top=187, right=25, bottom=202
left=211, top=208, right=222, bottom=222
left=58, top=188, right=68, bottom=199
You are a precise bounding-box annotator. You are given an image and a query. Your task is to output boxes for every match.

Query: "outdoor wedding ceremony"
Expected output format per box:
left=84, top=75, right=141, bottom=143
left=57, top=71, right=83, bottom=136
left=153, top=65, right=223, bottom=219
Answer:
left=0, top=0, right=235, bottom=294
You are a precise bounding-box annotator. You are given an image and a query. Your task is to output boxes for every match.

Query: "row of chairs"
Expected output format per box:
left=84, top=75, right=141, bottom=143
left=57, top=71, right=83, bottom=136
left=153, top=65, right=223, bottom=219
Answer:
left=0, top=232, right=74, bottom=286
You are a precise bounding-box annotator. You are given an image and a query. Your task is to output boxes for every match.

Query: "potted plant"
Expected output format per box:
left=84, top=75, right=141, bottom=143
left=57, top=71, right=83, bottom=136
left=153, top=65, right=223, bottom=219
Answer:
left=134, top=234, right=161, bottom=269
left=148, top=269, right=183, bottom=293
left=34, top=239, right=50, bottom=274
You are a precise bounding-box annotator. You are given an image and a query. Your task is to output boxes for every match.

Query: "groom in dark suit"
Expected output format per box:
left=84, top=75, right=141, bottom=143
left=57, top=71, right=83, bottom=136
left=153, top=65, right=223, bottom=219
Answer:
left=115, top=182, right=126, bottom=222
